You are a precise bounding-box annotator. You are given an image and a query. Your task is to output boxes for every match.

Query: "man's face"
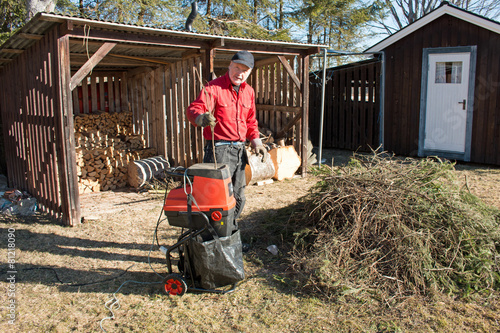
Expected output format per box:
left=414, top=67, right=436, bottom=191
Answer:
left=228, top=61, right=252, bottom=86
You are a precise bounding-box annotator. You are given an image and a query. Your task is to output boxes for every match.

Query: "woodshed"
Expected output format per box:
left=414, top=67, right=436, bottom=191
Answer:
left=0, top=12, right=322, bottom=226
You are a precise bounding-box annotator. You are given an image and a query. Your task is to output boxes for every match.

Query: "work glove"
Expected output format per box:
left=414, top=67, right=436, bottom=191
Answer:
left=195, top=112, right=216, bottom=127
left=251, top=138, right=268, bottom=163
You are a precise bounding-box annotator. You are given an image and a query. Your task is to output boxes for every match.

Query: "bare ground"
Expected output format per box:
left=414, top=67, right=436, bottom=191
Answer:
left=1, top=149, right=499, bottom=332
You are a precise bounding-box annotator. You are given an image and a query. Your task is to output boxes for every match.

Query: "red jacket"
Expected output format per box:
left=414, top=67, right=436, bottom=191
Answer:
left=187, top=73, right=260, bottom=142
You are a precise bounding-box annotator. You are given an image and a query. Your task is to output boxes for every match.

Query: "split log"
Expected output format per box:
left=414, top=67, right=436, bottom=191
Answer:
left=245, top=153, right=276, bottom=186
left=127, top=156, right=171, bottom=188
left=269, top=146, right=301, bottom=181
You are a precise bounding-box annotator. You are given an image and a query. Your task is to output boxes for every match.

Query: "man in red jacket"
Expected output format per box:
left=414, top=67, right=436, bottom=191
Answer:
left=187, top=50, right=267, bottom=224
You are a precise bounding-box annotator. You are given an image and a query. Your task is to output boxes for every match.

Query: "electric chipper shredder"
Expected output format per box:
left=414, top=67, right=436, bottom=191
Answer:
left=161, top=163, right=245, bottom=296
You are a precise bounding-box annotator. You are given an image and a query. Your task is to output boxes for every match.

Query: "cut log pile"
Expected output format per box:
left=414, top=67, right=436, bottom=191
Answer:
left=74, top=112, right=157, bottom=193
left=259, top=126, right=317, bottom=166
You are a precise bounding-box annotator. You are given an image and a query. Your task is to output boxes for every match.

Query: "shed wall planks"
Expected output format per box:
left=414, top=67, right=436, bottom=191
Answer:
left=72, top=72, right=127, bottom=114
left=253, top=56, right=305, bottom=159
left=126, top=57, right=204, bottom=168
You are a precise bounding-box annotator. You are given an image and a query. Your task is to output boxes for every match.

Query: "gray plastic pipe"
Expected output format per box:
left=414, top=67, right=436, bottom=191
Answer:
left=318, top=48, right=327, bottom=167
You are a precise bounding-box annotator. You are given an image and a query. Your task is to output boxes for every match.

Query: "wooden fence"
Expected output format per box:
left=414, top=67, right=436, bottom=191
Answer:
left=309, top=60, right=381, bottom=151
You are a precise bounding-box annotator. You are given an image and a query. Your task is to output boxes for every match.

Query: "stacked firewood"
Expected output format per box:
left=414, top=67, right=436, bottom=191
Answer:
left=74, top=112, right=156, bottom=193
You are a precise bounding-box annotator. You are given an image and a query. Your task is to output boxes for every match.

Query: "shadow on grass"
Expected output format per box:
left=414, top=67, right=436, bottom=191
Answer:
left=0, top=227, right=173, bottom=263
left=3, top=263, right=166, bottom=295
left=0, top=222, right=182, bottom=295
left=1, top=206, right=306, bottom=297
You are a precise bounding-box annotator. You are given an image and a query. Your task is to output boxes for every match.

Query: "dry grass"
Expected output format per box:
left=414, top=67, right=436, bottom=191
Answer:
left=1, top=149, right=500, bottom=332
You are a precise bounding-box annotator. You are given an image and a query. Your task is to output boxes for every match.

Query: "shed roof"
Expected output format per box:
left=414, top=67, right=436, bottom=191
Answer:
left=365, top=2, right=500, bottom=53
left=0, top=12, right=324, bottom=71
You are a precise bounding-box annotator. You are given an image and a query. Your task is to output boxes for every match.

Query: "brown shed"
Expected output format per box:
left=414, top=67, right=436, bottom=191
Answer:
left=0, top=13, right=322, bottom=226
left=365, top=2, right=500, bottom=165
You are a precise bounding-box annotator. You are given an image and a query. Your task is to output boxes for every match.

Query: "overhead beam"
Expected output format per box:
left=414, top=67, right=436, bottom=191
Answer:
left=256, top=104, right=301, bottom=113
left=107, top=53, right=170, bottom=65
left=255, top=56, right=288, bottom=68
left=18, top=33, right=44, bottom=40
left=304, top=47, right=321, bottom=56
left=181, top=49, right=202, bottom=60
left=69, top=39, right=179, bottom=53
left=2, top=49, right=24, bottom=54
left=278, top=55, right=301, bottom=89
left=215, top=41, right=306, bottom=56
left=69, top=42, right=116, bottom=90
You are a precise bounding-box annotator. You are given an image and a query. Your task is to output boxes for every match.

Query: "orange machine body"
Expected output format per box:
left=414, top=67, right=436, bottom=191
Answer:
left=163, top=163, right=236, bottom=238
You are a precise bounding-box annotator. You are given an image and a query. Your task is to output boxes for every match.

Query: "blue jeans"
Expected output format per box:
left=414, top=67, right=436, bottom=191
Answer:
left=203, top=142, right=248, bottom=221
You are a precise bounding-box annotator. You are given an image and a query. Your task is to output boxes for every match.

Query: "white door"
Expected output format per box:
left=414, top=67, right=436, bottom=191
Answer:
left=424, top=52, right=470, bottom=153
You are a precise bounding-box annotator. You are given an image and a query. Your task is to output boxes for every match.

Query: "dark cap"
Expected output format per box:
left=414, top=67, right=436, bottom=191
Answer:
left=231, top=51, right=254, bottom=69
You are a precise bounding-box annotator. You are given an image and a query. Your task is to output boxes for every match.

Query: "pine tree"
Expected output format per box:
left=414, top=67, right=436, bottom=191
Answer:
left=0, top=0, right=26, bottom=44
left=290, top=0, right=383, bottom=51
left=193, top=0, right=292, bottom=40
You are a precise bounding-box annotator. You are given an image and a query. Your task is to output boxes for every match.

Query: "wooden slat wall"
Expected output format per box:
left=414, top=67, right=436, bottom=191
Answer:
left=72, top=72, right=128, bottom=114
left=383, top=14, right=500, bottom=165
left=127, top=57, right=204, bottom=167
left=0, top=27, right=67, bottom=221
left=0, top=107, right=5, bottom=174
left=309, top=61, right=381, bottom=151
left=252, top=56, right=304, bottom=158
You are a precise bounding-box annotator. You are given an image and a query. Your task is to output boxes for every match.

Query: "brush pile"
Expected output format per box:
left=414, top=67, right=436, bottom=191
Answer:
left=289, top=152, right=500, bottom=298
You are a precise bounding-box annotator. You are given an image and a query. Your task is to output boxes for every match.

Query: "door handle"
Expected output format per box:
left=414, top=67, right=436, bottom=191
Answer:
left=458, top=99, right=466, bottom=110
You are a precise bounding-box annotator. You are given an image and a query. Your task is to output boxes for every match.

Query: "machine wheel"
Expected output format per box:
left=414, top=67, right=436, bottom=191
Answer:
left=163, top=274, right=187, bottom=296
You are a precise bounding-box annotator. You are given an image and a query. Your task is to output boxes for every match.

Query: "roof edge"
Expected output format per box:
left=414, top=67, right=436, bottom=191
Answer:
left=38, top=13, right=326, bottom=49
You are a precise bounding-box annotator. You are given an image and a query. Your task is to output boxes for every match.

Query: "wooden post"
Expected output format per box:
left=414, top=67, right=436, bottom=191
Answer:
left=56, top=32, right=81, bottom=226
left=203, top=48, right=216, bottom=82
left=300, top=53, right=310, bottom=177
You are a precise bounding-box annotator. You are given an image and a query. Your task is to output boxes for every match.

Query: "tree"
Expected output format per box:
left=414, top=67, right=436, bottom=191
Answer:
left=0, top=0, right=26, bottom=44
left=55, top=0, right=184, bottom=27
left=290, top=0, right=383, bottom=50
left=192, top=0, right=292, bottom=40
left=378, top=0, right=500, bottom=35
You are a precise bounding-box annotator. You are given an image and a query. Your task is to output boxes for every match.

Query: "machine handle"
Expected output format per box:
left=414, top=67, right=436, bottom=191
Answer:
left=165, top=167, right=188, bottom=178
